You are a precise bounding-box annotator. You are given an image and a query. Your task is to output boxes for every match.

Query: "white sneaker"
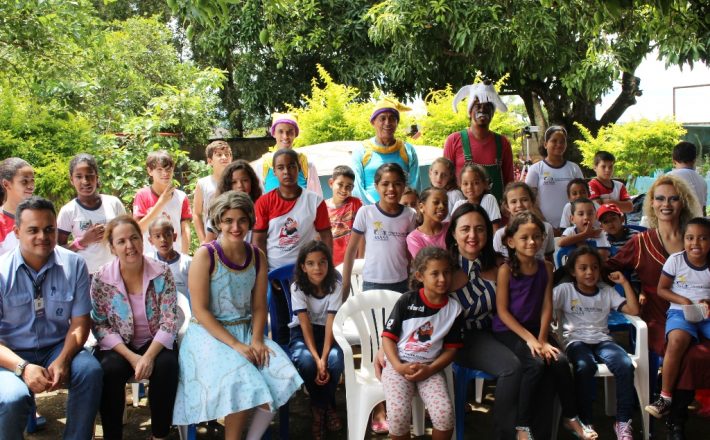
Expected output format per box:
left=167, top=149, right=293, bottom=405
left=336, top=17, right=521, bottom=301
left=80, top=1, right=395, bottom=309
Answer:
left=614, top=419, right=634, bottom=440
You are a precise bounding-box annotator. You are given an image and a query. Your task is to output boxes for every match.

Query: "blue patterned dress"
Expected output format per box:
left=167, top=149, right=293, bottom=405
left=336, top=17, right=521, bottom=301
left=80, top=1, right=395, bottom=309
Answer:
left=172, top=242, right=302, bottom=424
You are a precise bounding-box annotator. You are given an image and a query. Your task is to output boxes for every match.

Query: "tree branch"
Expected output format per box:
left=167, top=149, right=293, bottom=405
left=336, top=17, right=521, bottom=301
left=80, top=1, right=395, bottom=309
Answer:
left=599, top=71, right=642, bottom=126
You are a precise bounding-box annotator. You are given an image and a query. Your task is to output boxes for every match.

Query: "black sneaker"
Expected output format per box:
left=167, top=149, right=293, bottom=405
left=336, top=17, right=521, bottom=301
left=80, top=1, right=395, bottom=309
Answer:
left=645, top=396, right=672, bottom=419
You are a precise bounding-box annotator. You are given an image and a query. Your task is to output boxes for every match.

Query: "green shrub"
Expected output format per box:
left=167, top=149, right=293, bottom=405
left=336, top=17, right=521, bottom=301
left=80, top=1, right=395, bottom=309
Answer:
left=574, top=119, right=686, bottom=180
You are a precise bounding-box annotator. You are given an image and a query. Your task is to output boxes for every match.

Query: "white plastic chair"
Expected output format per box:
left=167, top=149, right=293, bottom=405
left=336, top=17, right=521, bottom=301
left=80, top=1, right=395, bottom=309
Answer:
left=332, top=289, right=455, bottom=440
left=551, top=314, right=650, bottom=440
left=336, top=258, right=366, bottom=345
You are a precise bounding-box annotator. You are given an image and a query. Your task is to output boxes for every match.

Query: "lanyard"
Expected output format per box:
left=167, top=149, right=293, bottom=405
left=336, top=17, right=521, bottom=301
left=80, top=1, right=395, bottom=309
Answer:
left=20, top=265, right=48, bottom=300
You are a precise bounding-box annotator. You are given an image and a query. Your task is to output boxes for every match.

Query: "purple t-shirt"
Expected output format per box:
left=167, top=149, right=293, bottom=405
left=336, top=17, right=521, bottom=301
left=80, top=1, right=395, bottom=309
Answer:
left=492, top=259, right=547, bottom=333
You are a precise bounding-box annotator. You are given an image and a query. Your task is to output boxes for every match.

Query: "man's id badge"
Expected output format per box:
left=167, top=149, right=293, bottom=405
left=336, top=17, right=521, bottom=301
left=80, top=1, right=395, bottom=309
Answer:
left=34, top=297, right=45, bottom=317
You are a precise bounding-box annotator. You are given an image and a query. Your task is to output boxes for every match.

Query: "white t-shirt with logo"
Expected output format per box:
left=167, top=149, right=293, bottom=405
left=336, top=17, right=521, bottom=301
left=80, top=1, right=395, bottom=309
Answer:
left=352, top=204, right=417, bottom=284
left=57, top=195, right=126, bottom=273
left=553, top=281, right=626, bottom=347
left=288, top=280, right=343, bottom=328
left=525, top=160, right=584, bottom=228
left=493, top=221, right=556, bottom=259
left=662, top=251, right=710, bottom=310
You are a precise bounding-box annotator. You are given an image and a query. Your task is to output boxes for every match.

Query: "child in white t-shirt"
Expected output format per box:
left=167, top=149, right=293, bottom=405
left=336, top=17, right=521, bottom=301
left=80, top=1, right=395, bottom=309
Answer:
left=525, top=125, right=583, bottom=230
left=147, top=217, right=192, bottom=299
left=454, top=163, right=501, bottom=231
left=559, top=178, right=598, bottom=229
left=647, top=218, right=710, bottom=419
left=341, top=163, right=417, bottom=295
left=493, top=182, right=555, bottom=261
left=57, top=154, right=126, bottom=273
left=428, top=157, right=464, bottom=221
left=558, top=198, right=611, bottom=261
left=553, top=246, right=640, bottom=437
left=288, top=241, right=344, bottom=436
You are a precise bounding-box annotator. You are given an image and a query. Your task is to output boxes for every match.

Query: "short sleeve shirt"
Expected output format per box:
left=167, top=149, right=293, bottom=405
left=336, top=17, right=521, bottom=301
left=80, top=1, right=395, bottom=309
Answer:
left=493, top=222, right=556, bottom=259
left=133, top=187, right=192, bottom=254
left=452, top=194, right=501, bottom=223
left=589, top=179, right=630, bottom=203
left=0, top=246, right=91, bottom=351
left=254, top=189, right=331, bottom=270
left=0, top=211, right=18, bottom=257
left=661, top=251, right=710, bottom=310
left=553, top=282, right=626, bottom=347
left=406, top=223, right=449, bottom=259
left=352, top=204, right=417, bottom=283
left=525, top=160, right=584, bottom=227
left=562, top=226, right=611, bottom=249
left=57, top=195, right=126, bottom=273
left=289, top=280, right=343, bottom=328
left=149, top=252, right=192, bottom=298
left=668, top=168, right=708, bottom=207
left=382, top=289, right=463, bottom=363
left=326, top=196, right=363, bottom=266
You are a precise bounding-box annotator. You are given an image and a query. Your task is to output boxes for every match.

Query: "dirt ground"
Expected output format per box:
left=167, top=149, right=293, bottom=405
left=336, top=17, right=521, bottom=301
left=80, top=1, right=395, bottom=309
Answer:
left=26, top=381, right=710, bottom=439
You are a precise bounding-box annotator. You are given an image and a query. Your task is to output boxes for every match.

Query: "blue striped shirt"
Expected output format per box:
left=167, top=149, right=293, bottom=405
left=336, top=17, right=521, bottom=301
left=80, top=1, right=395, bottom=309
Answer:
left=452, top=256, right=496, bottom=330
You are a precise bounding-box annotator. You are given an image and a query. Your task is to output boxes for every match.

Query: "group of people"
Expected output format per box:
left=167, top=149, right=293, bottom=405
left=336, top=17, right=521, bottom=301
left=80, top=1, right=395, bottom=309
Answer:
left=0, top=82, right=708, bottom=440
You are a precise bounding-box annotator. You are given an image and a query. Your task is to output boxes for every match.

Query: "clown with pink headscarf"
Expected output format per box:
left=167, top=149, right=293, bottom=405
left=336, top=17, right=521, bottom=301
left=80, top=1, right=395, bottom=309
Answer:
left=260, top=112, right=322, bottom=195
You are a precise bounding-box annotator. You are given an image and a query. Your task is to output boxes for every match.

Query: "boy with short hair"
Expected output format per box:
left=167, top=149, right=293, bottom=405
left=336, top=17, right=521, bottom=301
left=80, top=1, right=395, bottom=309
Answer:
left=133, top=150, right=192, bottom=254
left=558, top=198, right=611, bottom=260
left=560, top=178, right=595, bottom=229
left=597, top=204, right=638, bottom=249
left=399, top=187, right=419, bottom=209
left=668, top=141, right=707, bottom=215
left=147, top=217, right=192, bottom=298
left=193, top=140, right=233, bottom=243
left=589, top=151, right=633, bottom=213
left=326, top=165, right=364, bottom=265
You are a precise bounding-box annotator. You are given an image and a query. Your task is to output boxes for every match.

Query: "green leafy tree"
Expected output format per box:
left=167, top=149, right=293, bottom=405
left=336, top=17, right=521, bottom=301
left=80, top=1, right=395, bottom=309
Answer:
left=574, top=119, right=686, bottom=180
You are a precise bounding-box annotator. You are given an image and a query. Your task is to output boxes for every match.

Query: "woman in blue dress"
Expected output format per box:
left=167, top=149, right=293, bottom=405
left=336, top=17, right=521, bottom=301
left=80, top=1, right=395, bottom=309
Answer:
left=173, top=190, right=302, bottom=438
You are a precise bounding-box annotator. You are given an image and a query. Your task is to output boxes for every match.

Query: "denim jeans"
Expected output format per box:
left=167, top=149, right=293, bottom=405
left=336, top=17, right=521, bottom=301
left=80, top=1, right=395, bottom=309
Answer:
left=566, top=340, right=635, bottom=424
left=289, top=325, right=344, bottom=409
left=362, top=279, right=409, bottom=293
left=0, top=342, right=102, bottom=440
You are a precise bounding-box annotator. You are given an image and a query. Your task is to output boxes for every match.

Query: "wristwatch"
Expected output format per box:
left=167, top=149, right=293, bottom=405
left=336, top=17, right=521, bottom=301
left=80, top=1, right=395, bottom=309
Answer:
left=14, top=360, right=29, bottom=378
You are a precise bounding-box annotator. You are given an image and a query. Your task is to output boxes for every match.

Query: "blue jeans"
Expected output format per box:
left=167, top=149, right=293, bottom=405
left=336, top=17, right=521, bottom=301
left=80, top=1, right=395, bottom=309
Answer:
left=289, top=325, right=344, bottom=409
left=0, top=342, right=102, bottom=440
left=363, top=279, right=409, bottom=293
left=566, top=340, right=635, bottom=424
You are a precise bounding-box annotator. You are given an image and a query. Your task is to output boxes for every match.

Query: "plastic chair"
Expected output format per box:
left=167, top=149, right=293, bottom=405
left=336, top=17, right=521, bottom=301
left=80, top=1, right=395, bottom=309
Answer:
left=336, top=258, right=367, bottom=345
left=332, top=289, right=455, bottom=440
left=266, top=264, right=296, bottom=440
left=551, top=314, right=650, bottom=440
left=554, top=245, right=575, bottom=270
left=452, top=364, right=495, bottom=440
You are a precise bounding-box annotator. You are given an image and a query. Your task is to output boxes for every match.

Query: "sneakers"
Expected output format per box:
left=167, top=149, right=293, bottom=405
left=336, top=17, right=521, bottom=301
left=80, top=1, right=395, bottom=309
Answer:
left=614, top=419, right=634, bottom=440
left=645, top=396, right=672, bottom=419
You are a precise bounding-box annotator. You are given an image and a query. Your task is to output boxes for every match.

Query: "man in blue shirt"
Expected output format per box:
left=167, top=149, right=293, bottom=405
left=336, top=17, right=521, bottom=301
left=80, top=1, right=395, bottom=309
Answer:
left=0, top=197, right=102, bottom=439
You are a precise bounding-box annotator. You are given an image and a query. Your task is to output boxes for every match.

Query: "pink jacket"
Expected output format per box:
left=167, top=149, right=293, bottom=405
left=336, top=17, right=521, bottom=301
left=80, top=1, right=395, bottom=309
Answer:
left=90, top=256, right=177, bottom=350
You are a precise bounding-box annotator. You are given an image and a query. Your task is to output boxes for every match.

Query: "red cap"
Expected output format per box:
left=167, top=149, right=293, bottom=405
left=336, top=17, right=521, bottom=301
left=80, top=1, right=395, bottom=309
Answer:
left=597, top=203, right=623, bottom=220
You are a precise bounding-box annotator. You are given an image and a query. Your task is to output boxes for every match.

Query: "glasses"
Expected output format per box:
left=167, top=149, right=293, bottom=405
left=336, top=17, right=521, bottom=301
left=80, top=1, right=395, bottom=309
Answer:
left=654, top=195, right=681, bottom=203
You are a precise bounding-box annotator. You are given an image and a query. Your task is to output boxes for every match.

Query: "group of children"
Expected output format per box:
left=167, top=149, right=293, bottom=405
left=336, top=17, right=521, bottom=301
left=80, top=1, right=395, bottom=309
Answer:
left=1, top=113, right=708, bottom=440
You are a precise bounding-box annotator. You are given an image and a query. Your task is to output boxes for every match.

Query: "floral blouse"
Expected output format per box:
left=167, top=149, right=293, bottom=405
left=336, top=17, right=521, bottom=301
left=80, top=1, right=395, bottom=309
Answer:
left=90, top=256, right=178, bottom=350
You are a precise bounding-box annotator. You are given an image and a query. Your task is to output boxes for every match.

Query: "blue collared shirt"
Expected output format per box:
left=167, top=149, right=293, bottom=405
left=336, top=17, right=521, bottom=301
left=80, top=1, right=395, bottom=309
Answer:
left=0, top=246, right=91, bottom=351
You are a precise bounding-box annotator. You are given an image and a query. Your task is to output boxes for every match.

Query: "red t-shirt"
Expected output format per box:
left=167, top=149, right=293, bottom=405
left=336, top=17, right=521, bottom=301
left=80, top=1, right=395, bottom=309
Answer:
left=588, top=178, right=630, bottom=202
left=0, top=211, right=14, bottom=243
left=326, top=196, right=363, bottom=266
left=443, top=129, right=514, bottom=186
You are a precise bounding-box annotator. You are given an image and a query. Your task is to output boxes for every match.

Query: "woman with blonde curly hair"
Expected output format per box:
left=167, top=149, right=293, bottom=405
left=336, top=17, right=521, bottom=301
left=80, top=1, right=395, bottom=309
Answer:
left=608, top=175, right=709, bottom=438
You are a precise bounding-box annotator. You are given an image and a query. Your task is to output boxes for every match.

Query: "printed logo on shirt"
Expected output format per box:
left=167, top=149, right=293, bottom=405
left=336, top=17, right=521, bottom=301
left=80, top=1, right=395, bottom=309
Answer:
left=405, top=321, right=434, bottom=352
left=79, top=220, right=93, bottom=231
left=278, top=217, right=300, bottom=246
left=372, top=220, right=409, bottom=241
left=542, top=172, right=574, bottom=186
left=570, top=299, right=584, bottom=315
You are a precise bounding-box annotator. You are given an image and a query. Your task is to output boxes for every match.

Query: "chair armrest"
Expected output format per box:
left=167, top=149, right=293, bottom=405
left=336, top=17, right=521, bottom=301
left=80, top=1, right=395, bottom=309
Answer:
left=621, top=313, right=648, bottom=362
